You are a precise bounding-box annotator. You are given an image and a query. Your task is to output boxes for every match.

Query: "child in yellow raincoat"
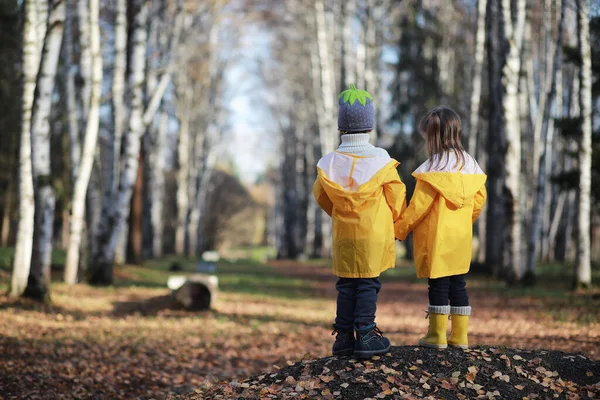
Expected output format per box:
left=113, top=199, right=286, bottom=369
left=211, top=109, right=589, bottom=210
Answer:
left=395, top=106, right=487, bottom=349
left=313, top=85, right=406, bottom=358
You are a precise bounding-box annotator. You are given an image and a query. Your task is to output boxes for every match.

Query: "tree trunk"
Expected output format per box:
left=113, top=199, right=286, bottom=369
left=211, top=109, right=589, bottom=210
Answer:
left=64, top=0, right=102, bottom=284
left=314, top=0, right=335, bottom=257
left=128, top=151, right=144, bottom=265
left=468, top=0, right=487, bottom=261
left=11, top=0, right=39, bottom=297
left=149, top=109, right=168, bottom=258
left=341, top=0, right=355, bottom=88
left=112, top=0, right=127, bottom=192
left=501, top=0, right=526, bottom=282
left=485, top=0, right=506, bottom=275
left=175, top=76, right=191, bottom=255
left=64, top=0, right=80, bottom=183
left=89, top=0, right=148, bottom=286
left=525, top=0, right=565, bottom=284
left=1, top=182, right=13, bottom=247
left=575, top=0, right=592, bottom=288
left=77, top=0, right=91, bottom=117
left=109, top=0, right=129, bottom=267
left=26, top=0, right=65, bottom=301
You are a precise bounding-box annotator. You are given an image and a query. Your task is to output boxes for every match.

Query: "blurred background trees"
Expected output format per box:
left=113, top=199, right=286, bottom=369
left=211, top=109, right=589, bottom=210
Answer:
left=1, top=0, right=598, bottom=300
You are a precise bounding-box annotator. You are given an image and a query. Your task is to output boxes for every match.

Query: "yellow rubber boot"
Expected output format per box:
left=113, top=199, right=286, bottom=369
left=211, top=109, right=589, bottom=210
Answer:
left=418, top=305, right=450, bottom=349
left=448, top=306, right=471, bottom=349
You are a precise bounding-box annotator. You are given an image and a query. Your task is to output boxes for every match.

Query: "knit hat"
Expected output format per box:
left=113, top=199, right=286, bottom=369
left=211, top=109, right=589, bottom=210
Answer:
left=338, top=84, right=374, bottom=132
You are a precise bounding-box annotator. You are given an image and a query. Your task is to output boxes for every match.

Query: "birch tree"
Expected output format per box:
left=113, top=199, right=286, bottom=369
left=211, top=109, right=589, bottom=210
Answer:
left=89, top=0, right=150, bottom=285
left=11, top=0, right=39, bottom=297
left=575, top=0, right=592, bottom=288
left=64, top=0, right=102, bottom=285
left=468, top=0, right=486, bottom=155
left=26, top=0, right=66, bottom=300
left=175, top=72, right=192, bottom=255
left=313, top=0, right=335, bottom=257
left=526, top=0, right=565, bottom=282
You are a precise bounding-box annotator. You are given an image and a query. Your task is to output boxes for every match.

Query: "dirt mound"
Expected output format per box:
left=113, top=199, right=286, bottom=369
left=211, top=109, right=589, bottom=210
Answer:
left=190, top=346, right=599, bottom=400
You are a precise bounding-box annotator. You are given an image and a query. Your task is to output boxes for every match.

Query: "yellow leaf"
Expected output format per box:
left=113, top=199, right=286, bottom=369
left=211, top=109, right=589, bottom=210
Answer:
left=409, top=366, right=418, bottom=370
left=586, top=371, right=593, bottom=377
left=341, top=383, right=349, bottom=388
left=515, top=385, right=525, bottom=390
left=513, top=355, right=524, bottom=360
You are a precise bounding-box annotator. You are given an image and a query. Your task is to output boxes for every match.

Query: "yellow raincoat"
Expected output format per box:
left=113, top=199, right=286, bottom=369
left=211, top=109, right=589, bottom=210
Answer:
left=313, top=152, right=406, bottom=278
left=395, top=153, right=487, bottom=279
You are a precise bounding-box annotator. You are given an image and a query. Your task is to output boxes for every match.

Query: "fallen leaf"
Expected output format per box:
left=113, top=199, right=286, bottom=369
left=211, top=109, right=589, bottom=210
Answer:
left=440, top=380, right=455, bottom=390
left=515, top=385, right=525, bottom=390
left=466, top=372, right=477, bottom=382
left=340, top=383, right=349, bottom=389
left=513, top=355, right=524, bottom=360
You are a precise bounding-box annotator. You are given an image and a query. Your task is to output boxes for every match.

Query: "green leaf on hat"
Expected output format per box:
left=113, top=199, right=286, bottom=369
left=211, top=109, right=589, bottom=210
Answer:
left=338, top=84, right=373, bottom=106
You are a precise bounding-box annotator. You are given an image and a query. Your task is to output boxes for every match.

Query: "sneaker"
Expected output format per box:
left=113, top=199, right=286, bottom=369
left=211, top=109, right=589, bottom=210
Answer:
left=354, top=324, right=391, bottom=359
left=332, top=327, right=355, bottom=356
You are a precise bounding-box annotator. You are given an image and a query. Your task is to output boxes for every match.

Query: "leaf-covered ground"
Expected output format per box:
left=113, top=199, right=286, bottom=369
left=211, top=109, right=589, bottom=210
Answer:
left=0, top=258, right=598, bottom=399
left=193, top=346, right=600, bottom=400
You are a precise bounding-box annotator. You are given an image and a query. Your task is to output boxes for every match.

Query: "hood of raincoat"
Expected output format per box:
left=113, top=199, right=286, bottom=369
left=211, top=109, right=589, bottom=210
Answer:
left=412, top=152, right=486, bottom=207
left=317, top=152, right=400, bottom=206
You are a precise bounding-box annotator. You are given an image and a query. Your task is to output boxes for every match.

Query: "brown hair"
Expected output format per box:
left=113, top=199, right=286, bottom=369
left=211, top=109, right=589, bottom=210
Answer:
left=418, top=106, right=466, bottom=171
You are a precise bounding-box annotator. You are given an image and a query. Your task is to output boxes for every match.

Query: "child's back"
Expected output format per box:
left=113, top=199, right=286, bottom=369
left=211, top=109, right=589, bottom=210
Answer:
left=313, top=84, right=406, bottom=359
left=315, top=134, right=405, bottom=278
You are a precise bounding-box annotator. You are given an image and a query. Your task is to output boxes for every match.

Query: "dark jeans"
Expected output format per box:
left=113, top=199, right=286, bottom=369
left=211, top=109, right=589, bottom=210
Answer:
left=334, top=277, right=382, bottom=331
left=428, top=274, right=469, bottom=306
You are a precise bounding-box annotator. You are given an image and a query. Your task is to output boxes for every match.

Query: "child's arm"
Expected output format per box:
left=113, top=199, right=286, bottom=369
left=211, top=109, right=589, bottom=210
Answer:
left=394, top=179, right=437, bottom=240
left=383, top=168, right=407, bottom=222
left=313, top=176, right=333, bottom=217
left=472, top=184, right=487, bottom=223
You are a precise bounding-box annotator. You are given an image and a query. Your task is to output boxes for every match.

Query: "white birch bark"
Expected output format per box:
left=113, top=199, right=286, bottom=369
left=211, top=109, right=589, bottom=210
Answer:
left=149, top=109, right=168, bottom=257
left=64, top=0, right=102, bottom=285
left=111, top=0, right=127, bottom=195
left=90, top=0, right=149, bottom=285
left=175, top=80, right=191, bottom=255
left=64, top=0, right=80, bottom=183
left=575, top=0, right=592, bottom=288
left=342, top=0, right=356, bottom=87
left=314, top=0, right=335, bottom=256
left=364, top=0, right=379, bottom=143
left=11, top=0, right=38, bottom=297
left=27, top=0, right=65, bottom=300
left=562, top=75, right=580, bottom=263
left=542, top=0, right=564, bottom=261
left=468, top=0, right=487, bottom=156
left=501, top=0, right=526, bottom=281
left=526, top=0, right=564, bottom=280
left=77, top=0, right=91, bottom=116
left=105, top=0, right=127, bottom=265
left=35, top=0, right=48, bottom=66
